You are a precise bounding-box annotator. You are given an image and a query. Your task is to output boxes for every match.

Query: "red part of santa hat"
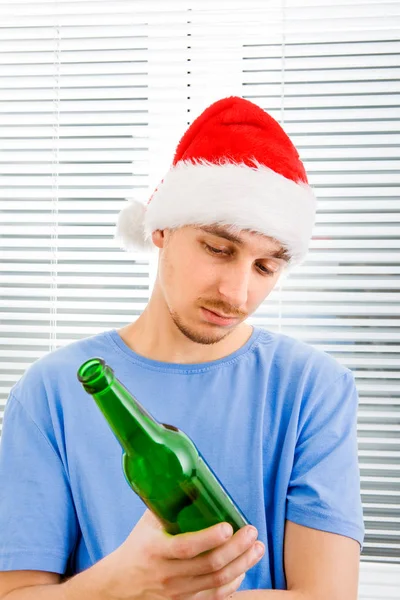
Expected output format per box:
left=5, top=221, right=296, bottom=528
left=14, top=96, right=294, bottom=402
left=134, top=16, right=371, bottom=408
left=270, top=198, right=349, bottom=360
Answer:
left=116, top=96, right=317, bottom=266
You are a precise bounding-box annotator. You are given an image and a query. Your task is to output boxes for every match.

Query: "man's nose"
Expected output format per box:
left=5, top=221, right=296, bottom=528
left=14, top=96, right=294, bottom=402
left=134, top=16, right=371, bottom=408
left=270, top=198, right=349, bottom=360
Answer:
left=217, top=263, right=250, bottom=309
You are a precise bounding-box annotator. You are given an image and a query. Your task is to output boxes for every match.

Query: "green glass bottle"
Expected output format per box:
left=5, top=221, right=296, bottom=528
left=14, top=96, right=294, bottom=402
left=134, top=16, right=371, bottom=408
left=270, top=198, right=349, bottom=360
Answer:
left=77, top=357, right=250, bottom=535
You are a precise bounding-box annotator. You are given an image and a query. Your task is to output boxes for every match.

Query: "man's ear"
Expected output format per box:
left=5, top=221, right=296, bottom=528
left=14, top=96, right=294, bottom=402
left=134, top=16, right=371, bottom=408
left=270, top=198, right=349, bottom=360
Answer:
left=151, top=229, right=166, bottom=249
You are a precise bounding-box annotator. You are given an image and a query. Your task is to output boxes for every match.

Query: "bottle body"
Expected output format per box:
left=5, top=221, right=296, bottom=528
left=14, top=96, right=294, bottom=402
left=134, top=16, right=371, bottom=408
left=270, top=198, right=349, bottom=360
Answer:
left=77, top=357, right=250, bottom=535
left=122, top=422, right=249, bottom=534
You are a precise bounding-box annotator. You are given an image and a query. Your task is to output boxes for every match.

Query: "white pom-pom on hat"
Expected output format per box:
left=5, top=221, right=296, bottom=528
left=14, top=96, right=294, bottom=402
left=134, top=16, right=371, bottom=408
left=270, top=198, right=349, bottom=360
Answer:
left=115, top=198, right=155, bottom=252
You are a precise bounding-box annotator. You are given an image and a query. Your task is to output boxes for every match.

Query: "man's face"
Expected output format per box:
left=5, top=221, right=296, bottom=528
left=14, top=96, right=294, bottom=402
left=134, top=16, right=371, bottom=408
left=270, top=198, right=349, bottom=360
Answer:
left=153, top=224, right=289, bottom=345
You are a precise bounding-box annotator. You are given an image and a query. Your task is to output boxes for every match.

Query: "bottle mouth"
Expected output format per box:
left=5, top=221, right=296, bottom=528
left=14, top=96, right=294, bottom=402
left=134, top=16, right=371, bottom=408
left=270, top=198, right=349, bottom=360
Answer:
left=77, top=357, right=113, bottom=393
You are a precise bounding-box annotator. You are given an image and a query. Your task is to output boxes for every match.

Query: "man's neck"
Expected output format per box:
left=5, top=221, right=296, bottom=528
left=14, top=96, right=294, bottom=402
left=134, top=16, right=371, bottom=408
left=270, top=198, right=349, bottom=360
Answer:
left=117, top=306, right=253, bottom=365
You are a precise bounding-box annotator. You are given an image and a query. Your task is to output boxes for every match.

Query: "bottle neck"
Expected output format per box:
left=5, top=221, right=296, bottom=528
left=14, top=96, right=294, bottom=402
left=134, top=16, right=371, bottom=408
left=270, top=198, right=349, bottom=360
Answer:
left=78, top=359, right=162, bottom=454
left=95, top=381, right=162, bottom=454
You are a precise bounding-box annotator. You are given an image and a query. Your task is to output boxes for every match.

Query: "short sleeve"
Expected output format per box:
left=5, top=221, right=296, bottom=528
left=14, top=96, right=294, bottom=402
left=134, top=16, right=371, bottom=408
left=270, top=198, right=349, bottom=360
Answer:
left=0, top=393, right=79, bottom=573
left=286, top=370, right=365, bottom=550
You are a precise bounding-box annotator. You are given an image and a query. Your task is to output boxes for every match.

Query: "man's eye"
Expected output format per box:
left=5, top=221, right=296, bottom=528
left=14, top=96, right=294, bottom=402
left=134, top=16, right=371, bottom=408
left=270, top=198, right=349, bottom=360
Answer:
left=205, top=244, right=276, bottom=276
left=205, top=244, right=226, bottom=255
left=257, top=264, right=275, bottom=276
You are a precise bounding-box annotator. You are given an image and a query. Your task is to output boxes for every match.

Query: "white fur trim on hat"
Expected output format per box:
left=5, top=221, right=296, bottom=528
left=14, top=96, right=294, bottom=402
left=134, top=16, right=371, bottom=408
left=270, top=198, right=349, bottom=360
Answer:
left=141, top=160, right=316, bottom=266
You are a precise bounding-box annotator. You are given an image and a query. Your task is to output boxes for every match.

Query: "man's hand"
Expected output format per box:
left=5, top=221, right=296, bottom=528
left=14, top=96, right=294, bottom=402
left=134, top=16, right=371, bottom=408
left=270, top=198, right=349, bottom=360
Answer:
left=78, top=509, right=265, bottom=600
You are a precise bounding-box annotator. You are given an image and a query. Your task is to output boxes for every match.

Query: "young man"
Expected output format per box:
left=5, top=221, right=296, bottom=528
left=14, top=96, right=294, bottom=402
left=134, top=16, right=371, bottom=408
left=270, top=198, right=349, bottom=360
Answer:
left=0, top=97, right=364, bottom=599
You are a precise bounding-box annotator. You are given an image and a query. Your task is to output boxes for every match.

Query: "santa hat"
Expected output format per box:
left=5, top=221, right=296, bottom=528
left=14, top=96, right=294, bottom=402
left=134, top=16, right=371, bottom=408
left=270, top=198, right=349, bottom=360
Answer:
left=116, top=96, right=317, bottom=266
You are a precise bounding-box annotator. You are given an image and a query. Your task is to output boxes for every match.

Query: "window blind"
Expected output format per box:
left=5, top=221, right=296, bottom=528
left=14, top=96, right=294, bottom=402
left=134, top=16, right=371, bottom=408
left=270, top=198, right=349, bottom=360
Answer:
left=0, top=0, right=399, bottom=590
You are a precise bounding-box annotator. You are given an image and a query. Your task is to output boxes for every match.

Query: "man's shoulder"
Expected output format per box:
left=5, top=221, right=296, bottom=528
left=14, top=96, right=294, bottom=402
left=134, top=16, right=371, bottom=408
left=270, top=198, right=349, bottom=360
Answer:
left=253, top=328, right=356, bottom=420
left=254, top=326, right=350, bottom=383
left=9, top=329, right=114, bottom=404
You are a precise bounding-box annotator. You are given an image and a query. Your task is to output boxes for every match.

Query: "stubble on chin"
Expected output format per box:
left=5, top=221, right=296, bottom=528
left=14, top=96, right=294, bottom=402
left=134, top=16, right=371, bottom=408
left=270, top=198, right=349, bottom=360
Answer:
left=169, top=309, right=232, bottom=346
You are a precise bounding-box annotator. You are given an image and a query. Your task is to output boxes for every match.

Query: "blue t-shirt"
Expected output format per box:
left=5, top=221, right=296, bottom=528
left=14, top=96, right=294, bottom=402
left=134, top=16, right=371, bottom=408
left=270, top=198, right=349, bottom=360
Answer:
left=0, top=326, right=364, bottom=590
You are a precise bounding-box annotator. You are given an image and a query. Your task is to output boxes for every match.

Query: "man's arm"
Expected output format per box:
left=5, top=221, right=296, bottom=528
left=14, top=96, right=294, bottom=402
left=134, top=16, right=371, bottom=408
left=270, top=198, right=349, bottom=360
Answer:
left=0, top=563, right=100, bottom=600
left=1, top=520, right=360, bottom=600
left=236, top=520, right=360, bottom=600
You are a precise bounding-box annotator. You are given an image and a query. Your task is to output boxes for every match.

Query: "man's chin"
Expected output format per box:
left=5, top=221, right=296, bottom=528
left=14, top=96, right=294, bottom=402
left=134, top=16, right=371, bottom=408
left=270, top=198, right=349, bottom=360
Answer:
left=171, top=312, right=234, bottom=345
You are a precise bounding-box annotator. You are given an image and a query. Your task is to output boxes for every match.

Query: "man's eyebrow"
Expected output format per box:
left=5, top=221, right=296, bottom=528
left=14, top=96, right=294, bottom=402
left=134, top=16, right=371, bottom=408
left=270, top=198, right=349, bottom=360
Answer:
left=198, top=225, right=245, bottom=246
left=196, top=225, right=290, bottom=262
